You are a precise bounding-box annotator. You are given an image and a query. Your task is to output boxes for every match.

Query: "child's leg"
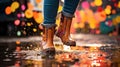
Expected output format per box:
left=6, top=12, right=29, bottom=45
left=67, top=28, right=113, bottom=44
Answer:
left=56, top=0, right=79, bottom=46
left=43, top=0, right=59, bottom=24
left=62, top=0, right=79, bottom=16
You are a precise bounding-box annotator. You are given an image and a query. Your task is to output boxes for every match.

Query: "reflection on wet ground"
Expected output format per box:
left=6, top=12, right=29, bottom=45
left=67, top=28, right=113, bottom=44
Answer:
left=0, top=34, right=120, bottom=67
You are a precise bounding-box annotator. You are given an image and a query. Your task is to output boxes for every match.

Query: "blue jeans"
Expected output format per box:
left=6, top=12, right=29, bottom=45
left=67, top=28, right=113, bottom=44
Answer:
left=43, top=0, right=79, bottom=24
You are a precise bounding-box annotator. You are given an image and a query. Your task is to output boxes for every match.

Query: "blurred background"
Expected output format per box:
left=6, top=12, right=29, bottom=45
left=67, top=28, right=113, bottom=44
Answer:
left=0, top=0, right=120, bottom=67
left=0, top=0, right=120, bottom=37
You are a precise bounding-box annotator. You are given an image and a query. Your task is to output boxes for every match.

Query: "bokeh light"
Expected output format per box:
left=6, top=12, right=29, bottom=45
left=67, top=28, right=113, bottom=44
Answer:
left=27, top=2, right=34, bottom=10
left=33, top=28, right=37, bottom=32
left=2, top=0, right=120, bottom=36
left=14, top=19, right=20, bottom=26
left=17, top=31, right=21, bottom=36
left=104, top=8, right=111, bottom=15
left=5, top=6, right=11, bottom=15
left=33, top=12, right=43, bottom=24
left=21, top=4, right=26, bottom=11
left=36, top=0, right=42, bottom=4
left=16, top=40, right=21, bottom=45
left=81, top=1, right=90, bottom=9
left=94, top=0, right=102, bottom=6
left=11, top=1, right=20, bottom=12
left=25, top=9, right=33, bottom=18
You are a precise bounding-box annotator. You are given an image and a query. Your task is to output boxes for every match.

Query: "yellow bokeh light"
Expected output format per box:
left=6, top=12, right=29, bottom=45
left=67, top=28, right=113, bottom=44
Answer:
left=94, top=0, right=102, bottom=6
left=35, top=18, right=43, bottom=24
left=27, top=22, right=31, bottom=26
left=104, top=8, right=111, bottom=15
left=79, top=10, right=87, bottom=23
left=40, top=32, right=43, bottom=35
left=118, top=1, right=120, bottom=8
left=11, top=1, right=20, bottom=12
left=25, top=9, right=33, bottom=18
left=33, top=28, right=37, bottom=32
left=79, top=22, right=85, bottom=28
left=73, top=23, right=79, bottom=29
left=33, top=12, right=43, bottom=24
left=88, top=18, right=97, bottom=29
left=112, top=18, right=117, bottom=25
left=115, top=16, right=120, bottom=23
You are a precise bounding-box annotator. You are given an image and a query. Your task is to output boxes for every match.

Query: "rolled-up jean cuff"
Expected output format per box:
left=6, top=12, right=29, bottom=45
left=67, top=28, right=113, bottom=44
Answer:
left=41, top=24, right=57, bottom=28
left=62, top=11, right=75, bottom=18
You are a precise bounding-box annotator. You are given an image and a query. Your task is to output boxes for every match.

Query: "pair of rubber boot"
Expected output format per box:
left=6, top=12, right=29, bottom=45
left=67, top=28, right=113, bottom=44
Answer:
left=41, top=13, right=76, bottom=59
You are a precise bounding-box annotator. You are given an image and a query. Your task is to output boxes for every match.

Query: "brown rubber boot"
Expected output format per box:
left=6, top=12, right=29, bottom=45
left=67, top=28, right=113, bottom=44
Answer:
left=56, top=13, right=76, bottom=46
left=41, top=24, right=56, bottom=59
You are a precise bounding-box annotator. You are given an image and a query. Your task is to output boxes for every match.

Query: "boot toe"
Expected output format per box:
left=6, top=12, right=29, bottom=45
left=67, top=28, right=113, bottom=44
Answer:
left=41, top=48, right=56, bottom=59
left=64, top=41, right=76, bottom=46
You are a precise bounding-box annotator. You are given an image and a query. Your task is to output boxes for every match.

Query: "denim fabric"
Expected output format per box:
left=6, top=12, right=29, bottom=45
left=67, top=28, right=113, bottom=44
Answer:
left=43, top=0, right=59, bottom=24
left=43, top=0, right=79, bottom=24
left=63, top=0, right=79, bottom=15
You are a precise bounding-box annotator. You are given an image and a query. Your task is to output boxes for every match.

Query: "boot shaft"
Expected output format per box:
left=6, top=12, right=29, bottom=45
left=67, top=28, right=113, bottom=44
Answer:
left=56, top=13, right=76, bottom=46
left=40, top=24, right=56, bottom=59
left=57, top=13, right=73, bottom=37
left=42, top=24, right=56, bottom=42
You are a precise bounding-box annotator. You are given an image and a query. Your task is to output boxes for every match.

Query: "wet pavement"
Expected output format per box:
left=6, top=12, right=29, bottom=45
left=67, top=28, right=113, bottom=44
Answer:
left=0, top=34, right=120, bottom=67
